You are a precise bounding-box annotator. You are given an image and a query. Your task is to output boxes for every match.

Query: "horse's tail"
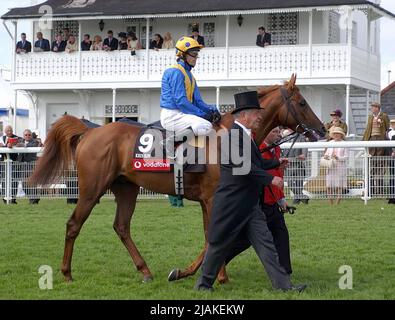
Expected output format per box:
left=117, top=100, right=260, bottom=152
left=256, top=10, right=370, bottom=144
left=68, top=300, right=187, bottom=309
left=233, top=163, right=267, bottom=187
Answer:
left=29, top=115, right=89, bottom=186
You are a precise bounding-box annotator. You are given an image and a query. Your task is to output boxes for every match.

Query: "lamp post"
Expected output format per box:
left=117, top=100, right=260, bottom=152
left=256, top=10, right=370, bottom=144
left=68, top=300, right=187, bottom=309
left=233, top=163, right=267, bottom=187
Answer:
left=237, top=14, right=243, bottom=27
left=99, top=19, right=105, bottom=32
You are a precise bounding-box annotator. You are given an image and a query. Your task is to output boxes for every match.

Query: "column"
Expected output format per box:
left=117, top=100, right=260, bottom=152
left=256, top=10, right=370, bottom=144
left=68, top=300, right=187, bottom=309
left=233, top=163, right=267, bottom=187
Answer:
left=308, top=10, right=313, bottom=77
left=78, top=21, right=82, bottom=81
left=366, top=90, right=370, bottom=124
left=12, top=21, right=17, bottom=83
left=13, top=90, right=18, bottom=132
left=345, top=85, right=350, bottom=134
left=146, top=18, right=150, bottom=80
left=216, top=87, right=221, bottom=110
left=225, top=15, right=230, bottom=78
left=112, top=88, right=117, bottom=123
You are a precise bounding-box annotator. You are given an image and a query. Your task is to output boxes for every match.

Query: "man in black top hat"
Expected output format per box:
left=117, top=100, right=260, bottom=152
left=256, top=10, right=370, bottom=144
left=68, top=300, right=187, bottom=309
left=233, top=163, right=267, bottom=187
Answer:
left=195, top=91, right=306, bottom=292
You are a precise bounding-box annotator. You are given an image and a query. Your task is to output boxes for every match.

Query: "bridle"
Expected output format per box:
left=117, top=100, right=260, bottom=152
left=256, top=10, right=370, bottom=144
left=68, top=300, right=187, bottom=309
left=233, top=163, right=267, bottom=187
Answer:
left=259, top=87, right=317, bottom=157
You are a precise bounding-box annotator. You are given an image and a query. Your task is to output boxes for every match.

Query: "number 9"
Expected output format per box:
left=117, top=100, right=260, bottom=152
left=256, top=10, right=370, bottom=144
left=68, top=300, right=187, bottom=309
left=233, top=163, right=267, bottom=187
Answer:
left=138, top=134, right=154, bottom=153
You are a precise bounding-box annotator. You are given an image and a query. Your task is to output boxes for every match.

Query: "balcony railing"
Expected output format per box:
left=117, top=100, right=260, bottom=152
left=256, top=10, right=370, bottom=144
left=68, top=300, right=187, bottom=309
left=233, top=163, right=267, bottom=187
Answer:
left=13, top=44, right=379, bottom=86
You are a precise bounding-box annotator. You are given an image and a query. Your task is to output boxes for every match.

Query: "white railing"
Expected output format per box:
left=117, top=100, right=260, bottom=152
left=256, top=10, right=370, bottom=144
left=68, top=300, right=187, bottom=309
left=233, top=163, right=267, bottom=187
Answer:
left=1, top=141, right=395, bottom=205
left=13, top=44, right=379, bottom=85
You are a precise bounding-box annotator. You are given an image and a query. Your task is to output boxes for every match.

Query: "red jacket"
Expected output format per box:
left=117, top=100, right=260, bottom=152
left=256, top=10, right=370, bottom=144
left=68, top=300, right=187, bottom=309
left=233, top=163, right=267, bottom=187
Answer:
left=259, top=142, right=285, bottom=205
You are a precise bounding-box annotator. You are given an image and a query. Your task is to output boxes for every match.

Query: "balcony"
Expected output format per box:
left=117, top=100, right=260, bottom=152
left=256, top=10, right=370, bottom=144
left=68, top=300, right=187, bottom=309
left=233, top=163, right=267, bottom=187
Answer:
left=12, top=44, right=380, bottom=90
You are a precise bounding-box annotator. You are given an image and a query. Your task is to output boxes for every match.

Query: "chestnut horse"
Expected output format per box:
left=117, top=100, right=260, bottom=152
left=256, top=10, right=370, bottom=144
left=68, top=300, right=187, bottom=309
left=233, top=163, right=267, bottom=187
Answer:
left=29, top=74, right=326, bottom=284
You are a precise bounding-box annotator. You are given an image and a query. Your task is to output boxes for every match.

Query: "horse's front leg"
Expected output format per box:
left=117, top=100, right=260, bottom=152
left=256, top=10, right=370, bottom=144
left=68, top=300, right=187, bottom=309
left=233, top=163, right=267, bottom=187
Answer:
left=168, top=199, right=229, bottom=284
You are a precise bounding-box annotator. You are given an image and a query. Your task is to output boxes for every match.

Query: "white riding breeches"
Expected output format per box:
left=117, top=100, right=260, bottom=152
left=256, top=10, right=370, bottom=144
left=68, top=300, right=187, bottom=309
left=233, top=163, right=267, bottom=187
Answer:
left=160, top=108, right=213, bottom=136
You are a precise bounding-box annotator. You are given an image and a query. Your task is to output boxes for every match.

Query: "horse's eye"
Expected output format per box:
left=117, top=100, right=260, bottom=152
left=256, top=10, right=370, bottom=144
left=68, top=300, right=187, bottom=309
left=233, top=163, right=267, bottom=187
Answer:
left=299, top=99, right=306, bottom=107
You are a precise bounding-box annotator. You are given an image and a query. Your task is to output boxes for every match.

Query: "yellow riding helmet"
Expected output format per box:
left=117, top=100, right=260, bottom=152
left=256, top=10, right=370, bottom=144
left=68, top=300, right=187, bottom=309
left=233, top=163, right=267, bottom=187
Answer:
left=175, top=36, right=203, bottom=58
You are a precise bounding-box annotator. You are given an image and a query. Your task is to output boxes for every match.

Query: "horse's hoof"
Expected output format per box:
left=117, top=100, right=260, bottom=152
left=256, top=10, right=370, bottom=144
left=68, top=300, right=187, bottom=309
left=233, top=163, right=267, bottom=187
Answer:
left=142, top=275, right=153, bottom=283
left=168, top=269, right=180, bottom=282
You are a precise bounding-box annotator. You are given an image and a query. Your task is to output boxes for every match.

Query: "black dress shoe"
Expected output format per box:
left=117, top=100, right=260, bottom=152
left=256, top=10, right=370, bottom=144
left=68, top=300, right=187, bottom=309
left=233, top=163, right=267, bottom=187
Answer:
left=289, top=284, right=307, bottom=293
left=301, top=199, right=309, bottom=204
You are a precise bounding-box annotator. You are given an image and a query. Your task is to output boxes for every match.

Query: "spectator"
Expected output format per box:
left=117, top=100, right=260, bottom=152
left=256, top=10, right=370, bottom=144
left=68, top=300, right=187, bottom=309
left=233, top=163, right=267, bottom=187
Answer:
left=63, top=28, right=71, bottom=42
left=90, top=35, right=103, bottom=51
left=256, top=26, right=271, bottom=47
left=325, top=109, right=348, bottom=140
left=388, top=119, right=395, bottom=204
left=103, top=30, right=119, bottom=51
left=127, top=31, right=142, bottom=53
left=362, top=103, right=390, bottom=196
left=52, top=34, right=67, bottom=52
left=149, top=34, right=163, bottom=50
left=16, top=129, right=41, bottom=204
left=323, top=127, right=348, bottom=205
left=16, top=33, right=32, bottom=54
left=34, top=32, right=50, bottom=52
left=1, top=125, right=21, bottom=204
left=284, top=128, right=309, bottom=205
left=118, top=32, right=128, bottom=50
left=190, top=27, right=205, bottom=47
left=81, top=34, right=92, bottom=51
left=32, top=132, right=43, bottom=147
left=162, top=32, right=175, bottom=49
left=65, top=35, right=79, bottom=53
left=363, top=103, right=390, bottom=154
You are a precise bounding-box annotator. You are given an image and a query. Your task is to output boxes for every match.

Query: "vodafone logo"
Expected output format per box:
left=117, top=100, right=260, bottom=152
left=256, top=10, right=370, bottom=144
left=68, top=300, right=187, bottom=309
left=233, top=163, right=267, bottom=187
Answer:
left=134, top=161, right=142, bottom=169
left=132, top=159, right=170, bottom=172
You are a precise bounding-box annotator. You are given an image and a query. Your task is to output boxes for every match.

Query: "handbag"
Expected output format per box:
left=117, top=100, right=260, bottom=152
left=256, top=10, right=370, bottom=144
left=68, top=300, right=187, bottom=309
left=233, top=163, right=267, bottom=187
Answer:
left=320, top=157, right=335, bottom=169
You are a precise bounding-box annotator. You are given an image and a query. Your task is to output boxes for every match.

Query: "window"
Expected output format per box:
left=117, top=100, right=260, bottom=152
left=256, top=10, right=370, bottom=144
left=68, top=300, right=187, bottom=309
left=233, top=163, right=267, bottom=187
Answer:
left=346, top=21, right=358, bottom=46
left=187, top=22, right=216, bottom=47
left=328, top=11, right=340, bottom=43
left=267, top=13, right=298, bottom=45
left=53, top=20, right=79, bottom=38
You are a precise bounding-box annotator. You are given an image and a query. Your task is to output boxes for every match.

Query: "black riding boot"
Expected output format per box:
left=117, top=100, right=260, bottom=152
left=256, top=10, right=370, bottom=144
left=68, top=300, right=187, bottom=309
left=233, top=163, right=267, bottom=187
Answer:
left=163, top=127, right=194, bottom=158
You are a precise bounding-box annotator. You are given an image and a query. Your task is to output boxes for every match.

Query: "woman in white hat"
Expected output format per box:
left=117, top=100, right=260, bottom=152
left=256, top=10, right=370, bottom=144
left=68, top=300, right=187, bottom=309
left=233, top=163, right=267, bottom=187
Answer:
left=323, top=127, right=348, bottom=205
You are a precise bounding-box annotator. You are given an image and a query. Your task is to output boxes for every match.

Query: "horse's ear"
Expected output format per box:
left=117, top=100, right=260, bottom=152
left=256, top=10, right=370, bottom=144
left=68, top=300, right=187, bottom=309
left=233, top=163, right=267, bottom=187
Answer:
left=288, top=74, right=297, bottom=91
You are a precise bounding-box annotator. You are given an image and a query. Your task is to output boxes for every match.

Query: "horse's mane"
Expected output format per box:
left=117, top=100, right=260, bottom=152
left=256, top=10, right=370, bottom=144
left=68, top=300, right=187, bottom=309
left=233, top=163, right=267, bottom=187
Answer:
left=257, top=81, right=299, bottom=99
left=257, top=84, right=283, bottom=98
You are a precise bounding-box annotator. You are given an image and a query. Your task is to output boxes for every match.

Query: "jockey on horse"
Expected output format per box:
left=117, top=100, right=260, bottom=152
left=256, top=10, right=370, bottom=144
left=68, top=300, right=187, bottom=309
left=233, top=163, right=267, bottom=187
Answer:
left=160, top=36, right=221, bottom=157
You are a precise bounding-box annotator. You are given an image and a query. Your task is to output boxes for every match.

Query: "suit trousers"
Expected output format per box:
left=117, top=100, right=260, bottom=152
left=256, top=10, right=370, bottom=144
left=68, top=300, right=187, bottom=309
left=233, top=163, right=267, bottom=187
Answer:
left=195, top=204, right=291, bottom=290
left=224, top=203, right=292, bottom=274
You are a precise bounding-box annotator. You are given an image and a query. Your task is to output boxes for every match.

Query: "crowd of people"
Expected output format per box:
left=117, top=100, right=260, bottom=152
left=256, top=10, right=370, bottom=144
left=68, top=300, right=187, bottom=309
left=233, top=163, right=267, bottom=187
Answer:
left=16, top=24, right=273, bottom=55
left=15, top=26, right=210, bottom=55
left=0, top=125, right=42, bottom=204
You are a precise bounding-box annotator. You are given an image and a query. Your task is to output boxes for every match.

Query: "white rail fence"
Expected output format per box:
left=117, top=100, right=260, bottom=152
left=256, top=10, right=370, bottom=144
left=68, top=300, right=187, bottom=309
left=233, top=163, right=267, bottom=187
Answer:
left=1, top=141, right=395, bottom=205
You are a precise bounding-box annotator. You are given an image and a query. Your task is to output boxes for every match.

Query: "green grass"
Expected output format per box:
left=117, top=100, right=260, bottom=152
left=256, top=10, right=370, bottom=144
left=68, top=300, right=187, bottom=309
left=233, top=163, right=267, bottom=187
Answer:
left=0, top=198, right=394, bottom=300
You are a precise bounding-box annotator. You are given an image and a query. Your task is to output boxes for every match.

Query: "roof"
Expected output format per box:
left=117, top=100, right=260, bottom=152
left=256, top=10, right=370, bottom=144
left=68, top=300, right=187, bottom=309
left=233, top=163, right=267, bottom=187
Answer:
left=2, top=0, right=395, bottom=20
left=381, top=81, right=395, bottom=96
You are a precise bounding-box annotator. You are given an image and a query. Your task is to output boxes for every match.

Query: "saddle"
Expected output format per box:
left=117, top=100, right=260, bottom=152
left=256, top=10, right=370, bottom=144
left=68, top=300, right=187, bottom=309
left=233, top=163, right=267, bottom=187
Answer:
left=131, top=122, right=207, bottom=199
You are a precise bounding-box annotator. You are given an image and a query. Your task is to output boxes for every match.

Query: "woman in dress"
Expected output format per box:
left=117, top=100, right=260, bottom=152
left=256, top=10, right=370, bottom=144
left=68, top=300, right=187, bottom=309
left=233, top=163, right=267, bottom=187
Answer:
left=323, top=127, right=348, bottom=205
left=162, top=32, right=175, bottom=49
left=90, top=35, right=103, bottom=51
left=127, top=31, right=142, bottom=52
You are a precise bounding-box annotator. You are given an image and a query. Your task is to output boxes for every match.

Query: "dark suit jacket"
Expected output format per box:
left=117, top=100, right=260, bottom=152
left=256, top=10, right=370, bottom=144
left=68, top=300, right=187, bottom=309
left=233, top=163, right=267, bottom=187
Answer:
left=81, top=40, right=92, bottom=51
left=256, top=33, right=272, bottom=47
left=16, top=41, right=32, bottom=53
left=51, top=40, right=67, bottom=52
left=103, top=37, right=119, bottom=51
left=17, top=139, right=40, bottom=162
left=34, top=39, right=50, bottom=51
left=208, top=123, right=279, bottom=244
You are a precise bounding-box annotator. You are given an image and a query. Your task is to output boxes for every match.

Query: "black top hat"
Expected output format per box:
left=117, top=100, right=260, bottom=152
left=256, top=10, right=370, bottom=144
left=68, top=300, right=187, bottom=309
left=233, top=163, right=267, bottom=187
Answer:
left=232, top=91, right=261, bottom=114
